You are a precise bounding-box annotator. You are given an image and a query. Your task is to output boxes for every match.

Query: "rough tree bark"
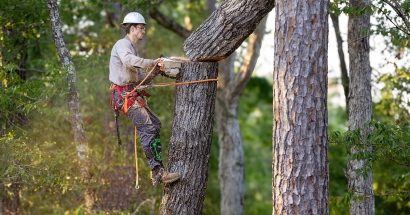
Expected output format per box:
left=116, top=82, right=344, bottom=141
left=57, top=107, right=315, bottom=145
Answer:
left=152, top=1, right=274, bottom=213
left=46, top=0, right=95, bottom=212
left=159, top=62, right=218, bottom=215
left=273, top=0, right=329, bottom=214
left=216, top=16, right=268, bottom=215
left=347, top=0, right=374, bottom=214
left=183, top=0, right=275, bottom=61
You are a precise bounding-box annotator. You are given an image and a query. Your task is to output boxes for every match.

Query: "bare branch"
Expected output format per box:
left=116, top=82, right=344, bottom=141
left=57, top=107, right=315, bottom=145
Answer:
left=381, top=0, right=410, bottom=34
left=148, top=7, right=191, bottom=39
left=227, top=16, right=268, bottom=100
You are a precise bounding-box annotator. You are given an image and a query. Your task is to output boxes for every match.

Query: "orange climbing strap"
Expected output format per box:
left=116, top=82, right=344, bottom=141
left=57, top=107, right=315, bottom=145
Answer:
left=113, top=59, right=218, bottom=114
left=138, top=79, right=219, bottom=89
left=123, top=61, right=164, bottom=114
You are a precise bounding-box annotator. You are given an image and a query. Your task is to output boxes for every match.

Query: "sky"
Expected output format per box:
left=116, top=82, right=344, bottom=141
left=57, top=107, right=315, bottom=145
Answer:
left=254, top=11, right=409, bottom=107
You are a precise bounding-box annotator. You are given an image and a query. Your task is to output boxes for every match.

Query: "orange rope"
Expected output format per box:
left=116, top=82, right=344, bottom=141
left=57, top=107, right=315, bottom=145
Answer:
left=124, top=60, right=218, bottom=111
left=139, top=78, right=218, bottom=89
left=123, top=61, right=164, bottom=113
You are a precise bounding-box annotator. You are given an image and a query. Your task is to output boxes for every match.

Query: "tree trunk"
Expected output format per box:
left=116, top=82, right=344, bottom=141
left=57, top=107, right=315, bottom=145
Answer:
left=273, top=0, right=329, bottom=214
left=347, top=0, right=374, bottom=214
left=0, top=183, right=21, bottom=215
left=156, top=1, right=274, bottom=213
left=159, top=61, right=218, bottom=215
left=183, top=0, right=274, bottom=61
left=330, top=12, right=349, bottom=107
left=216, top=16, right=268, bottom=215
left=46, top=0, right=94, bottom=212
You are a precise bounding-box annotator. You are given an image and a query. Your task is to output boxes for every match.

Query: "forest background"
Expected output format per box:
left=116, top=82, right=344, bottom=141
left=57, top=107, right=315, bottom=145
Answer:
left=1, top=0, right=409, bottom=214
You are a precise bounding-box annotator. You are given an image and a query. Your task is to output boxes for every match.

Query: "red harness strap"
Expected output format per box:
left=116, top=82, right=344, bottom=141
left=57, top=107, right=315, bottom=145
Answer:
left=110, top=83, right=150, bottom=114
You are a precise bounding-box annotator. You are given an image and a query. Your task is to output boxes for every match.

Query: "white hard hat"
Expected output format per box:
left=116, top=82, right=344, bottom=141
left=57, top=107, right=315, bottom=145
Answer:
left=121, top=12, right=146, bottom=26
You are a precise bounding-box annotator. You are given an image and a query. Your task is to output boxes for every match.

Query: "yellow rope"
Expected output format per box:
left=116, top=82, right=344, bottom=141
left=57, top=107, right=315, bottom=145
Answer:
left=134, top=126, right=139, bottom=189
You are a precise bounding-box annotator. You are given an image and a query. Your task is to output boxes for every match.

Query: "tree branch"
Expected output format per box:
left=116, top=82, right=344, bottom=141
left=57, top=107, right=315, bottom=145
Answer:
left=184, top=0, right=275, bottom=61
left=148, top=7, right=191, bottom=39
left=380, top=0, right=410, bottom=35
left=227, top=16, right=268, bottom=101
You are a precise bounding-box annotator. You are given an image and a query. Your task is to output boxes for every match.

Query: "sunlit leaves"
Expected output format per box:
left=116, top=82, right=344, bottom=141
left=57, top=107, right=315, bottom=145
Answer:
left=330, top=0, right=410, bottom=50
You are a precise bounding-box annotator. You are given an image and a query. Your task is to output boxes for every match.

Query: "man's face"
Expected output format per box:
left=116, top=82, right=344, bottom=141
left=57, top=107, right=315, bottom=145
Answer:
left=131, top=24, right=146, bottom=40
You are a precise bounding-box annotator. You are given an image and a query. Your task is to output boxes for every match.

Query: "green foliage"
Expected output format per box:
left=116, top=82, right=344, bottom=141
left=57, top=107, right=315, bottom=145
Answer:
left=329, top=121, right=410, bottom=213
left=330, top=0, right=410, bottom=51
left=0, top=65, right=65, bottom=128
left=0, top=108, right=83, bottom=214
left=240, top=77, right=273, bottom=214
left=2, top=0, right=409, bottom=214
left=374, top=67, right=410, bottom=124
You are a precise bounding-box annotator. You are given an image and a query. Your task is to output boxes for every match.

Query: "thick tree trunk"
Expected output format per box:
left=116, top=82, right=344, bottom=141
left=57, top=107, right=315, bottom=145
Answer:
left=347, top=0, right=374, bottom=214
left=183, top=0, right=274, bottom=61
left=159, top=62, right=218, bottom=215
left=216, top=16, right=268, bottom=215
left=273, top=0, right=329, bottom=214
left=47, top=0, right=94, bottom=212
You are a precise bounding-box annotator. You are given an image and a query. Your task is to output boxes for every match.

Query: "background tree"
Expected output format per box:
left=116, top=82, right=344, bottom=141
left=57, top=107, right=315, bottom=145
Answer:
left=46, top=0, right=94, bottom=212
left=215, top=16, right=268, bottom=215
left=346, top=0, right=374, bottom=213
left=328, top=0, right=410, bottom=214
left=330, top=0, right=349, bottom=107
left=272, top=0, right=329, bottom=213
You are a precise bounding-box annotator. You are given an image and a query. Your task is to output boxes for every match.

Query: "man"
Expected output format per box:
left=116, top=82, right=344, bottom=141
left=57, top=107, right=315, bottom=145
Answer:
left=109, top=12, right=180, bottom=187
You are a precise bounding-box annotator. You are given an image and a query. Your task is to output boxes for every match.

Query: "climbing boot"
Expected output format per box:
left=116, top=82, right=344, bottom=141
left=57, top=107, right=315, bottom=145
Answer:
left=151, top=166, right=180, bottom=187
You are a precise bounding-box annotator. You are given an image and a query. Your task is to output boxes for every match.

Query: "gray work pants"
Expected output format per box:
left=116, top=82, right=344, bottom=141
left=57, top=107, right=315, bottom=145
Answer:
left=126, top=100, right=162, bottom=170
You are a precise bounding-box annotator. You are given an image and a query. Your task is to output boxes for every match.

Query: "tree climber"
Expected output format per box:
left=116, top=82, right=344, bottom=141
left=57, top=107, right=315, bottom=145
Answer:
left=109, top=12, right=180, bottom=187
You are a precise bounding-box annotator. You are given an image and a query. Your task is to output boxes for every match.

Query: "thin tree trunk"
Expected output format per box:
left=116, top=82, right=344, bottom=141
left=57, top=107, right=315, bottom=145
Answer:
left=347, top=0, right=374, bottom=214
left=0, top=183, right=20, bottom=215
left=46, top=0, right=94, bottom=212
left=160, top=61, right=218, bottom=215
left=330, top=12, right=349, bottom=107
left=216, top=16, right=268, bottom=215
left=273, top=0, right=329, bottom=214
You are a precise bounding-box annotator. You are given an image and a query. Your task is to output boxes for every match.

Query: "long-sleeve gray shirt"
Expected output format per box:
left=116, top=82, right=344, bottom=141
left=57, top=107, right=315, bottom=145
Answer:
left=109, top=36, right=157, bottom=86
